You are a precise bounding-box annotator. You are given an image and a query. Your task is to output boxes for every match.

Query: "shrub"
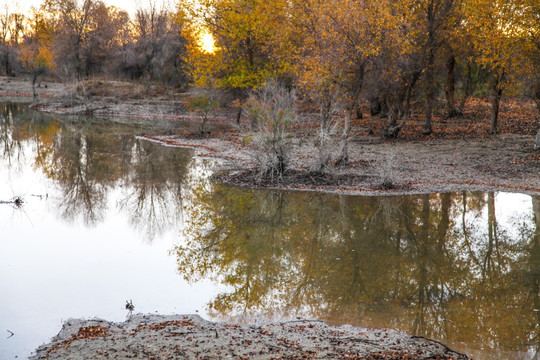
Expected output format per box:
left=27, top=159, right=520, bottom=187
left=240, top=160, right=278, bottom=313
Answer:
left=312, top=117, right=342, bottom=173
left=374, top=150, right=398, bottom=190
left=186, top=90, right=220, bottom=134
left=245, top=81, right=297, bottom=181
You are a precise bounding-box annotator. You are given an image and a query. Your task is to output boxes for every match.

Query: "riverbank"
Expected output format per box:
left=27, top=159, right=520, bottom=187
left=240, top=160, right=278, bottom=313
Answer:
left=2, top=76, right=539, bottom=196
left=143, top=132, right=540, bottom=196
left=31, top=314, right=468, bottom=360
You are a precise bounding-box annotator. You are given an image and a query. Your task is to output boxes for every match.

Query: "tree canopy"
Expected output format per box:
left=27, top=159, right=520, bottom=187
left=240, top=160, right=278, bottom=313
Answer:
left=0, top=0, right=537, bottom=140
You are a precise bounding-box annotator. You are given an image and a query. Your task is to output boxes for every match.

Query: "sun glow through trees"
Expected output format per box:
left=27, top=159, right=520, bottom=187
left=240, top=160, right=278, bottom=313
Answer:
left=198, top=30, right=216, bottom=53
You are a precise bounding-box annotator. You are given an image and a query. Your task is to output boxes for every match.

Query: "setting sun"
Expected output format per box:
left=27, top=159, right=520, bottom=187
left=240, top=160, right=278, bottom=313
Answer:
left=198, top=30, right=216, bottom=54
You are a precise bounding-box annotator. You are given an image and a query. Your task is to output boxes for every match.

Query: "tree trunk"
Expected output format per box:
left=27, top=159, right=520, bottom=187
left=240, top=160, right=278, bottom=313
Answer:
left=388, top=100, right=398, bottom=128
left=2, top=45, right=11, bottom=76
left=423, top=47, right=435, bottom=135
left=405, top=71, right=421, bottom=121
left=336, top=105, right=353, bottom=166
left=459, top=62, right=473, bottom=110
left=337, top=67, right=364, bottom=165
left=320, top=95, right=331, bottom=134
left=383, top=71, right=420, bottom=139
left=445, top=55, right=462, bottom=118
left=370, top=97, right=381, bottom=116
left=236, top=107, right=242, bottom=125
left=32, top=72, right=38, bottom=104
left=380, top=94, right=389, bottom=118
left=356, top=105, right=363, bottom=119
left=534, top=81, right=540, bottom=150
left=246, top=35, right=254, bottom=67
left=490, top=74, right=503, bottom=134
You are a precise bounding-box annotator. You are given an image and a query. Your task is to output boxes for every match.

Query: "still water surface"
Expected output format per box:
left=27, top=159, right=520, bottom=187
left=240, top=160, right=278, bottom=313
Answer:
left=0, top=103, right=539, bottom=359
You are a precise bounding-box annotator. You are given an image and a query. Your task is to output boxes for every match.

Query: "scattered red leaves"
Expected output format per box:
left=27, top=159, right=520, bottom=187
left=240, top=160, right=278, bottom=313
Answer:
left=350, top=97, right=538, bottom=141
left=48, top=325, right=109, bottom=354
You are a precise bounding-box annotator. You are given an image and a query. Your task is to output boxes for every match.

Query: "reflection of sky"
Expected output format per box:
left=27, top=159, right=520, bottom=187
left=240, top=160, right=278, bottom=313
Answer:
left=496, top=192, right=533, bottom=234
left=0, top=133, right=226, bottom=359
left=453, top=192, right=535, bottom=267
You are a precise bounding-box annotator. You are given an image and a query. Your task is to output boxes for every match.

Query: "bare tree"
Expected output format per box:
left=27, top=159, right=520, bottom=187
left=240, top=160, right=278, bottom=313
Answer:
left=44, top=0, right=128, bottom=79
left=129, top=2, right=187, bottom=84
left=0, top=6, right=25, bottom=76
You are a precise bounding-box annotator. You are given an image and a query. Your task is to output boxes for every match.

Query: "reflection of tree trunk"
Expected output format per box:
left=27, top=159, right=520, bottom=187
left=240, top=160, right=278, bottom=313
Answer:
left=437, top=193, right=451, bottom=242
left=414, top=194, right=430, bottom=335
left=462, top=192, right=467, bottom=236
left=534, top=197, right=540, bottom=247
left=531, top=197, right=540, bottom=359
left=461, top=191, right=482, bottom=268
left=483, top=192, right=497, bottom=279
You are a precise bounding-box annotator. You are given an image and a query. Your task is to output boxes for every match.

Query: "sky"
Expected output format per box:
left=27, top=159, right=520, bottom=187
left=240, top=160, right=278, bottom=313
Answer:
left=0, top=0, right=174, bottom=16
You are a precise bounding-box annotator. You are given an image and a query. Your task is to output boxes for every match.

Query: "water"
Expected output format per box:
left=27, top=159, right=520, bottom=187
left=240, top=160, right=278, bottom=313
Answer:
left=0, top=103, right=538, bottom=359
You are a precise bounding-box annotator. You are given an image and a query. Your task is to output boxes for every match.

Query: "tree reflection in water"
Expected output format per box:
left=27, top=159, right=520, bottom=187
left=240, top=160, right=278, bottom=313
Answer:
left=1, top=103, right=189, bottom=239
left=118, top=139, right=189, bottom=241
left=2, top=103, right=539, bottom=358
left=177, top=181, right=540, bottom=359
left=0, top=103, right=24, bottom=169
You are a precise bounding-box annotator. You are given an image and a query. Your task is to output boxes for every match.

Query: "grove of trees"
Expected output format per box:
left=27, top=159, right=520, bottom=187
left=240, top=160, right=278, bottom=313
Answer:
left=0, top=0, right=539, bottom=152
left=1, top=0, right=187, bottom=85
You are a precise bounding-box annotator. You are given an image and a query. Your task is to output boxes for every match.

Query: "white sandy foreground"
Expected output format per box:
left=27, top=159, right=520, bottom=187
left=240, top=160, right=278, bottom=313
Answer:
left=31, top=314, right=468, bottom=359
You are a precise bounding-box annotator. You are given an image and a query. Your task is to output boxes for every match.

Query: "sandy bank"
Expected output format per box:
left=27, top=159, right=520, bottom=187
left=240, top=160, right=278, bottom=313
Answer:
left=31, top=314, right=468, bottom=360
left=142, top=132, right=540, bottom=197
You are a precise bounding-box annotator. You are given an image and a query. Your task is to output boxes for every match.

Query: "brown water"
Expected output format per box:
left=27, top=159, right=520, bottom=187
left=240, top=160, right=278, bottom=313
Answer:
left=0, top=103, right=538, bottom=359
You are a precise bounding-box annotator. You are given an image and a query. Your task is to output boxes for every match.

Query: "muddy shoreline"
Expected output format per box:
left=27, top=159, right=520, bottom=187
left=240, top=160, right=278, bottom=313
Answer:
left=30, top=314, right=469, bottom=360
left=142, top=132, right=540, bottom=197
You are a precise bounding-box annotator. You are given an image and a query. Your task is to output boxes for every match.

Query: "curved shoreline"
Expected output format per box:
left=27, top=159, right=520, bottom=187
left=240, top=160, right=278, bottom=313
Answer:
left=215, top=173, right=540, bottom=197
left=141, top=134, right=540, bottom=197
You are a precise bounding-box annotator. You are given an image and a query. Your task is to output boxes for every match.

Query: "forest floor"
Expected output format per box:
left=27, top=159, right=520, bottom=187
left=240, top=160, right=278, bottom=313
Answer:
left=30, top=314, right=469, bottom=360
left=2, top=75, right=539, bottom=197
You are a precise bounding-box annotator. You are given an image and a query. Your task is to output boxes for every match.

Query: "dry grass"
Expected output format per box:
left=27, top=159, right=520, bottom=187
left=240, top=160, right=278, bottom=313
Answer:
left=75, top=79, right=184, bottom=100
